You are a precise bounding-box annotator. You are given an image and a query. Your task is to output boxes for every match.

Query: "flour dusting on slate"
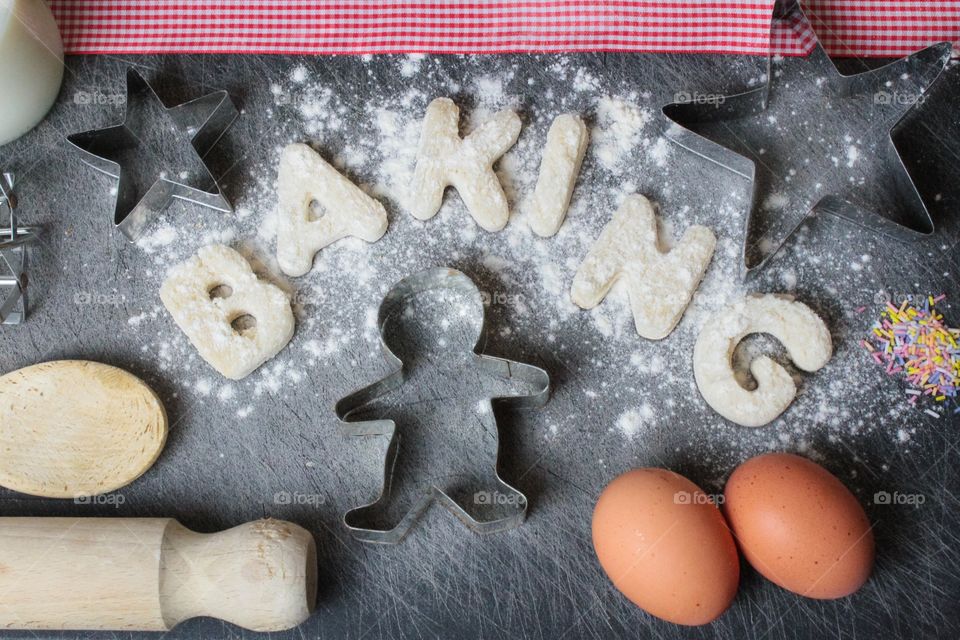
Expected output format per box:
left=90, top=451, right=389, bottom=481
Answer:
left=118, top=52, right=953, bottom=470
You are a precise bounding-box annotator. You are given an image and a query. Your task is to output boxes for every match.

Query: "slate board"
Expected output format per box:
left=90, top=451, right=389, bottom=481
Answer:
left=0, top=51, right=958, bottom=639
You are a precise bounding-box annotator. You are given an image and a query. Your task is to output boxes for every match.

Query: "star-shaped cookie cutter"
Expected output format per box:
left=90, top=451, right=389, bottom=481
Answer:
left=0, top=172, right=39, bottom=324
left=662, top=0, right=952, bottom=278
left=68, top=68, right=238, bottom=242
left=334, top=267, right=551, bottom=544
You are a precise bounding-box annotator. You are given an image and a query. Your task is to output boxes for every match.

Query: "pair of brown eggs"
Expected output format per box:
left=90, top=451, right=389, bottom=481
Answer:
left=592, top=453, right=875, bottom=626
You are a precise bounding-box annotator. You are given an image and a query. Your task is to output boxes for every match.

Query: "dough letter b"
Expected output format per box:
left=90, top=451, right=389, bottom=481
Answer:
left=160, top=245, right=295, bottom=380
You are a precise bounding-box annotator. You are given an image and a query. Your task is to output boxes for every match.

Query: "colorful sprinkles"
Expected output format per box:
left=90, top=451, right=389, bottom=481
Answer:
left=863, top=295, right=960, bottom=417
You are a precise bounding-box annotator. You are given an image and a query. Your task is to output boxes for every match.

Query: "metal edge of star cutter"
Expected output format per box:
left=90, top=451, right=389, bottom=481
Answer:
left=333, top=267, right=551, bottom=544
left=661, top=0, right=953, bottom=279
left=67, top=67, right=238, bottom=242
left=0, top=172, right=39, bottom=324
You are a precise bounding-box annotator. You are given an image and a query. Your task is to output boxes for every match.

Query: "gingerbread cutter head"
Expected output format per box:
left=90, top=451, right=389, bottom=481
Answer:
left=68, top=67, right=238, bottom=242
left=0, top=173, right=39, bottom=324
left=334, top=267, right=551, bottom=544
left=662, top=0, right=952, bottom=278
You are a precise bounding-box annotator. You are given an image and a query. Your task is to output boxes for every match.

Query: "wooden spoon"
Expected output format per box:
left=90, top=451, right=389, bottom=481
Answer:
left=0, top=360, right=167, bottom=498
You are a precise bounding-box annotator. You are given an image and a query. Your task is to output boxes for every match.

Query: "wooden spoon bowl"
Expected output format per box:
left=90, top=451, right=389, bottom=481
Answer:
left=0, top=360, right=167, bottom=498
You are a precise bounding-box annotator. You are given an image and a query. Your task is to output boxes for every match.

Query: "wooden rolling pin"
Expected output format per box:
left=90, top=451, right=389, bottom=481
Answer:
left=0, top=518, right=317, bottom=632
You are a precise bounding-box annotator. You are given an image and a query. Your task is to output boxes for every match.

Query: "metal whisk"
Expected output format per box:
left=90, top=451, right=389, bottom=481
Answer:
left=0, top=173, right=39, bottom=324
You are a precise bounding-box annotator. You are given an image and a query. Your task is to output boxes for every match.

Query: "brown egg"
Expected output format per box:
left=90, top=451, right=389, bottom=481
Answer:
left=724, top=453, right=874, bottom=599
left=592, top=468, right=740, bottom=626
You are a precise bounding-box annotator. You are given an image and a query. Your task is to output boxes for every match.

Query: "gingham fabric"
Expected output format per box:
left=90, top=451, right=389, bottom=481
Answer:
left=47, top=1, right=959, bottom=57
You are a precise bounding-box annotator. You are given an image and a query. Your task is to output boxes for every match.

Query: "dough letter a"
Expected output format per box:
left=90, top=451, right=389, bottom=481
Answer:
left=408, top=97, right=521, bottom=231
left=693, top=294, right=832, bottom=427
left=160, top=244, right=295, bottom=380
left=277, top=143, right=388, bottom=277
left=571, top=194, right=716, bottom=339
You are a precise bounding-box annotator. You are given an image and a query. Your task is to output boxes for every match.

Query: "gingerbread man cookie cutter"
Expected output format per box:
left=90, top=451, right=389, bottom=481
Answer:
left=334, top=267, right=551, bottom=544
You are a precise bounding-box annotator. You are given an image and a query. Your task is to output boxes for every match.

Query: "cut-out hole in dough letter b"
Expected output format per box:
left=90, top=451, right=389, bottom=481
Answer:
left=571, top=194, right=716, bottom=340
left=409, top=97, right=521, bottom=232
left=160, top=244, right=295, bottom=380
left=693, top=294, right=832, bottom=427
left=277, top=143, right=388, bottom=277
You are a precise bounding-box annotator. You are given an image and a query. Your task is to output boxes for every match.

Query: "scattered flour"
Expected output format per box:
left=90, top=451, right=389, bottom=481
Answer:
left=290, top=65, right=308, bottom=83
left=195, top=378, right=213, bottom=396
left=117, top=54, right=927, bottom=464
left=593, top=96, right=652, bottom=172
left=399, top=53, right=426, bottom=77
left=846, top=145, right=860, bottom=167
left=647, top=137, right=670, bottom=167
left=137, top=225, right=178, bottom=253
left=616, top=405, right=654, bottom=439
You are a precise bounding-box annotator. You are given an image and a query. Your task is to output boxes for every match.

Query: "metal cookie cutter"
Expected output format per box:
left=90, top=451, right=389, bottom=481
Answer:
left=0, top=173, right=39, bottom=324
left=662, top=0, right=952, bottom=278
left=68, top=67, right=238, bottom=242
left=334, top=267, right=551, bottom=544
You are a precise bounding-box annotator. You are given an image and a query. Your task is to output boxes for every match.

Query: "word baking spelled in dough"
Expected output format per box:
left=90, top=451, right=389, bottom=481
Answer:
left=693, top=294, right=832, bottom=427
left=571, top=194, right=716, bottom=340
left=277, top=143, right=388, bottom=277
left=160, top=244, right=295, bottom=380
left=528, top=113, right=589, bottom=237
left=409, top=97, right=521, bottom=231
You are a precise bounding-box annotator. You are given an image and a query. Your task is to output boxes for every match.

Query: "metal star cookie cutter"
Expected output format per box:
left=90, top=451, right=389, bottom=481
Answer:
left=0, top=172, right=39, bottom=324
left=662, top=0, right=952, bottom=278
left=334, top=267, right=551, bottom=544
left=68, top=67, right=238, bottom=242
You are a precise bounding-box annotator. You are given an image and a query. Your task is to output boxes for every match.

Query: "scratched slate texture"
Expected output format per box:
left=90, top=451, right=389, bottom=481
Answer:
left=0, top=51, right=958, bottom=640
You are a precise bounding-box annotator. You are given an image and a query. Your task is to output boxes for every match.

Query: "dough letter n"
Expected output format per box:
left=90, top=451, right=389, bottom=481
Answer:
left=571, top=194, right=716, bottom=339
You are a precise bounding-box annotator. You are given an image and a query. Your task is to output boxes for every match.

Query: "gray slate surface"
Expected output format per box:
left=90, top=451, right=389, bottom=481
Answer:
left=0, top=51, right=958, bottom=639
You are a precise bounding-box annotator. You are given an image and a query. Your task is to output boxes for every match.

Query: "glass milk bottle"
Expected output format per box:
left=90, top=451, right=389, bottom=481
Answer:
left=0, top=0, right=63, bottom=145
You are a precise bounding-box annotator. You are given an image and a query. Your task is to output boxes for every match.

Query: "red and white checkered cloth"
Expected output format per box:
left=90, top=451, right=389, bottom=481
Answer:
left=47, top=1, right=959, bottom=57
